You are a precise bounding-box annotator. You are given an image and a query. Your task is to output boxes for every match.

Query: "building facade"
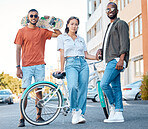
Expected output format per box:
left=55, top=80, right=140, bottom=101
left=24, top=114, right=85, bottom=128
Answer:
left=86, top=0, right=148, bottom=86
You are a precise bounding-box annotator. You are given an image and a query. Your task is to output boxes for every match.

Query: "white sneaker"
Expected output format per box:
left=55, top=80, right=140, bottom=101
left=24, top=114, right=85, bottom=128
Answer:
left=104, top=105, right=115, bottom=122
left=104, top=112, right=124, bottom=123
left=109, top=106, right=115, bottom=118
left=79, top=114, right=86, bottom=123
left=72, top=110, right=79, bottom=124
left=72, top=109, right=86, bottom=124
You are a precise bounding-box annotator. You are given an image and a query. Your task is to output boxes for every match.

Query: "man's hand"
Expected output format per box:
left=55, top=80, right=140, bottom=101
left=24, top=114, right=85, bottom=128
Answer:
left=52, top=29, right=62, bottom=37
left=116, top=53, right=125, bottom=70
left=16, top=68, right=23, bottom=79
left=44, top=15, right=50, bottom=19
left=115, top=60, right=124, bottom=70
left=96, top=49, right=102, bottom=60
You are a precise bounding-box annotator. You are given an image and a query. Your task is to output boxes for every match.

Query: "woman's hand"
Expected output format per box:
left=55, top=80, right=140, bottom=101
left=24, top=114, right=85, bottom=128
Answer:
left=55, top=70, right=64, bottom=74
left=96, top=49, right=102, bottom=60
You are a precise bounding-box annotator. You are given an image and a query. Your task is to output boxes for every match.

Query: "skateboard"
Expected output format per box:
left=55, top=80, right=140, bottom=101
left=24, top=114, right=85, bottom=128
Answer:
left=21, top=16, right=64, bottom=30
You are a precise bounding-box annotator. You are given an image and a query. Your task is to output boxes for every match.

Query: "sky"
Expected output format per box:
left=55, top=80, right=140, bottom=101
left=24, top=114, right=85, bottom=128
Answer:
left=0, top=0, right=87, bottom=77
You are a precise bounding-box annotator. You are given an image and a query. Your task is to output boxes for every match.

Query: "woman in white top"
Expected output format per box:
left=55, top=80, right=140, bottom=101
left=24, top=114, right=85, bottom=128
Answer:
left=57, top=16, right=97, bottom=124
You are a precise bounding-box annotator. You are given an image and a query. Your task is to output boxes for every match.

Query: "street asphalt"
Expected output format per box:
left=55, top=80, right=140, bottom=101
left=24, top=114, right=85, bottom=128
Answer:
left=0, top=100, right=148, bottom=129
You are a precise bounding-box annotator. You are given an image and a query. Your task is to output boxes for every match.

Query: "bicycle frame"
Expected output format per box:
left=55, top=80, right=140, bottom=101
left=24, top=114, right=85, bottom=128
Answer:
left=21, top=61, right=109, bottom=126
left=88, top=61, right=106, bottom=107
left=21, top=80, right=70, bottom=109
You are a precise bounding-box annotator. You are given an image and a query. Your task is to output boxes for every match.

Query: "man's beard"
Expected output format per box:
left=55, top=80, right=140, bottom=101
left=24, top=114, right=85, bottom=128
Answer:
left=108, top=13, right=117, bottom=20
left=28, top=20, right=38, bottom=25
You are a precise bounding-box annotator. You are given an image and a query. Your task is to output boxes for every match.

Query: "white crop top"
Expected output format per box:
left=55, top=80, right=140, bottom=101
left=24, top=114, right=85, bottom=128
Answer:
left=57, top=33, right=87, bottom=57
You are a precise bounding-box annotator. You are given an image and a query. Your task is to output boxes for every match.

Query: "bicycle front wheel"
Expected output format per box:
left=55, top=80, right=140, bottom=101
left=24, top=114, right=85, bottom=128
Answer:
left=20, top=82, right=63, bottom=126
left=97, top=81, right=109, bottom=119
left=102, top=93, right=109, bottom=119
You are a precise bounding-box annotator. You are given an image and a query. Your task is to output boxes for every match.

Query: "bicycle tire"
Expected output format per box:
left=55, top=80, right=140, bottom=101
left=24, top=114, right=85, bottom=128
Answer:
left=20, top=82, right=63, bottom=126
left=103, top=93, right=109, bottom=119
left=96, top=81, right=109, bottom=119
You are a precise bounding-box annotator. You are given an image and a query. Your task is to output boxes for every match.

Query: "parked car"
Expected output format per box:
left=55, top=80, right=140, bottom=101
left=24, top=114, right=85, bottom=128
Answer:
left=87, top=87, right=99, bottom=102
left=0, top=89, right=14, bottom=104
left=122, top=80, right=142, bottom=100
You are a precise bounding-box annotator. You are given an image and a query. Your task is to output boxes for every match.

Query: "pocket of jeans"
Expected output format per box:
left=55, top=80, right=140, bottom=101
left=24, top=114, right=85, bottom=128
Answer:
left=40, top=64, right=45, bottom=69
left=66, top=58, right=74, bottom=63
left=36, top=64, right=45, bottom=71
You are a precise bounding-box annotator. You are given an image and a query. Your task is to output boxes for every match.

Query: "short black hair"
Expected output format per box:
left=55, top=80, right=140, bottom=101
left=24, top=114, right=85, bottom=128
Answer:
left=107, top=2, right=118, bottom=9
left=28, top=9, right=38, bottom=14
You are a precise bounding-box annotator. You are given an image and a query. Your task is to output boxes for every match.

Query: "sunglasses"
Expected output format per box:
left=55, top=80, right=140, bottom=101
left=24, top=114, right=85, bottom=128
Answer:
left=30, top=15, right=38, bottom=18
left=106, top=7, right=115, bottom=13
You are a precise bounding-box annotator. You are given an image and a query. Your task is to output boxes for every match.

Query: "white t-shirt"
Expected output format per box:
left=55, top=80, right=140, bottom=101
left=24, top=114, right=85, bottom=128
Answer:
left=57, top=33, right=87, bottom=57
left=103, top=23, right=126, bottom=69
left=103, top=23, right=113, bottom=64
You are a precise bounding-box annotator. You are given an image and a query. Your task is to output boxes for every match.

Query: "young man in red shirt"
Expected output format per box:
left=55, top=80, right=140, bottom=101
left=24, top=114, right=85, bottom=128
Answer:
left=14, top=9, right=61, bottom=127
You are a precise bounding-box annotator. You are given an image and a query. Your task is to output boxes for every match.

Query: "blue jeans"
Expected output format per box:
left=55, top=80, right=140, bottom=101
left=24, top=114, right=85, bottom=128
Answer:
left=100, top=59, right=123, bottom=112
left=65, top=56, right=89, bottom=115
left=22, top=64, right=45, bottom=88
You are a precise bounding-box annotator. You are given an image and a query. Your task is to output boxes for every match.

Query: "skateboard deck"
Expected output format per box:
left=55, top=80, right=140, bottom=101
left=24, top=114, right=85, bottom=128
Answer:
left=21, top=16, right=64, bottom=30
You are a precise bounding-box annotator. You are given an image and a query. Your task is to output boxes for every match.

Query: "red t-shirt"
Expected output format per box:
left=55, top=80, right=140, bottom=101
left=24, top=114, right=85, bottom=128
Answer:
left=14, top=26, right=53, bottom=67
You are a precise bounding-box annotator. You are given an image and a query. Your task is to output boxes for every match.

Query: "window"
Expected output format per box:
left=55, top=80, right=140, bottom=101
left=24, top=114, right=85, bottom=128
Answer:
left=139, top=15, right=142, bottom=34
left=88, top=0, right=92, bottom=17
left=87, top=18, right=102, bottom=42
left=88, top=0, right=101, bottom=17
left=91, top=25, right=96, bottom=38
left=117, top=0, right=121, bottom=11
left=135, top=59, right=144, bottom=76
left=121, top=0, right=124, bottom=9
left=125, top=0, right=128, bottom=6
left=129, top=21, right=133, bottom=39
left=93, top=0, right=97, bottom=12
left=129, top=0, right=132, bottom=3
left=99, top=18, right=102, bottom=31
left=134, top=17, right=138, bottom=37
left=135, top=61, right=140, bottom=76
left=116, top=0, right=133, bottom=10
left=97, top=0, right=101, bottom=7
left=128, top=14, right=142, bottom=39
left=140, top=59, right=144, bottom=75
left=87, top=30, right=91, bottom=42
left=96, top=18, right=102, bottom=32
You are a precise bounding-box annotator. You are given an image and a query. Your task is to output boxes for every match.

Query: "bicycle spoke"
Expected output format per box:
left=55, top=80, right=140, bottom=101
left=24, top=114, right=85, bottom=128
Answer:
left=21, top=83, right=62, bottom=125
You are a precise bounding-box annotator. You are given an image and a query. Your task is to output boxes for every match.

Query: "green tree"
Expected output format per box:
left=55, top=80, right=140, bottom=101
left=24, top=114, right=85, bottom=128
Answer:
left=0, top=72, right=22, bottom=95
left=140, top=74, right=148, bottom=100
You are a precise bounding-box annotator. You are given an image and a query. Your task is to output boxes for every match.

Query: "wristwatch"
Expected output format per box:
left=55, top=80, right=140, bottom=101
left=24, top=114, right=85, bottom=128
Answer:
left=16, top=65, right=20, bottom=68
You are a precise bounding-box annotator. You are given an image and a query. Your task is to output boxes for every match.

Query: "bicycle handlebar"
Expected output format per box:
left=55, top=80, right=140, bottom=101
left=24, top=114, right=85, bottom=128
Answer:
left=52, top=72, right=66, bottom=79
left=88, top=60, right=103, bottom=66
left=88, top=60, right=103, bottom=71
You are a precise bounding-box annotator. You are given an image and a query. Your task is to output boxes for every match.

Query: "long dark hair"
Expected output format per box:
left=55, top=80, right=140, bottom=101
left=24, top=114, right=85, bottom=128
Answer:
left=65, top=16, right=80, bottom=34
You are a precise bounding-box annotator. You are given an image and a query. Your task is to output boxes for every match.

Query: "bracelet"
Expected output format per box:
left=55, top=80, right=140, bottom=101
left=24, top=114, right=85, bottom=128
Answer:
left=16, top=65, right=20, bottom=68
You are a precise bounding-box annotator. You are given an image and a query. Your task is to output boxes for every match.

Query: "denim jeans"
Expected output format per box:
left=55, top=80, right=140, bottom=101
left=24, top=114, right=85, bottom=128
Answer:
left=65, top=56, right=89, bottom=115
left=22, top=64, right=45, bottom=88
left=100, top=59, right=123, bottom=112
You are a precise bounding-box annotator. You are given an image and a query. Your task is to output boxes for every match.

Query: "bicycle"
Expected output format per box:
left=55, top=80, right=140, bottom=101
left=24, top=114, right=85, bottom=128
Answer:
left=20, top=61, right=109, bottom=126
left=88, top=61, right=109, bottom=119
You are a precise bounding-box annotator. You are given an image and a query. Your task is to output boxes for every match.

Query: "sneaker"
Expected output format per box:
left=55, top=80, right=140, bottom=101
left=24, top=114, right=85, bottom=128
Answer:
left=108, top=106, right=115, bottom=119
left=104, top=105, right=115, bottom=122
left=79, top=114, right=86, bottom=123
left=104, top=112, right=124, bottom=123
left=72, top=110, right=80, bottom=124
left=36, top=117, right=45, bottom=122
left=72, top=109, right=86, bottom=124
left=18, top=119, right=25, bottom=127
